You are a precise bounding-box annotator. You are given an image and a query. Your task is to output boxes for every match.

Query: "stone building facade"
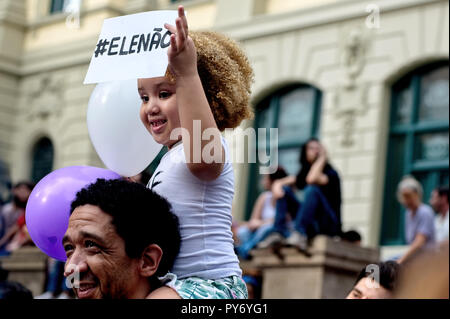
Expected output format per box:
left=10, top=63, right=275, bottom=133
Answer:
left=0, top=0, right=448, bottom=256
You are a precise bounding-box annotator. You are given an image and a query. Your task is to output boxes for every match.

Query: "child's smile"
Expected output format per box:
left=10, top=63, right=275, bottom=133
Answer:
left=138, top=77, right=181, bottom=149
left=149, top=117, right=168, bottom=134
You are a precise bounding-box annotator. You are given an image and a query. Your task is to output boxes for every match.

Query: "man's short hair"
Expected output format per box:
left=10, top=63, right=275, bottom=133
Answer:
left=341, top=230, right=362, bottom=243
left=0, top=281, right=33, bottom=300
left=13, top=181, right=34, bottom=191
left=268, top=166, right=288, bottom=182
left=355, top=261, right=401, bottom=292
left=435, top=186, right=449, bottom=202
left=70, top=178, right=181, bottom=277
left=397, top=175, right=423, bottom=201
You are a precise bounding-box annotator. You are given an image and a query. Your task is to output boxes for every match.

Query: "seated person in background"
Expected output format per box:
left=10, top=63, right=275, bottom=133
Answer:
left=259, top=138, right=342, bottom=253
left=0, top=181, right=34, bottom=254
left=0, top=215, right=33, bottom=255
left=346, top=261, right=401, bottom=299
left=235, top=167, right=287, bottom=260
left=340, top=230, right=362, bottom=246
left=0, top=212, right=33, bottom=257
left=396, top=176, right=435, bottom=264
left=429, top=186, right=449, bottom=243
left=63, top=179, right=181, bottom=299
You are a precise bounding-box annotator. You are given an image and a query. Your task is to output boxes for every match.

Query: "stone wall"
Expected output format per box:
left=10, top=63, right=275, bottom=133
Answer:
left=242, top=235, right=380, bottom=298
left=0, top=247, right=48, bottom=297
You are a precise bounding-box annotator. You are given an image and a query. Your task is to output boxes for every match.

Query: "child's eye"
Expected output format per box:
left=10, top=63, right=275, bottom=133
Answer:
left=141, top=96, right=149, bottom=103
left=159, top=91, right=172, bottom=99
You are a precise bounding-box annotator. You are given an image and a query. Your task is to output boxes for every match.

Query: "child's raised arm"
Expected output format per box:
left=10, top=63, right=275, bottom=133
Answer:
left=164, top=6, right=224, bottom=181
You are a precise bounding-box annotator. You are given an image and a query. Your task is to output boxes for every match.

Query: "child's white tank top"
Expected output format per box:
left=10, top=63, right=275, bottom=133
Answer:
left=147, top=137, right=242, bottom=280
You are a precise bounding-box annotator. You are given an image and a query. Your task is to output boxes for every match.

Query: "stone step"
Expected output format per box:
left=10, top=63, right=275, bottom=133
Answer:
left=240, top=235, right=380, bottom=299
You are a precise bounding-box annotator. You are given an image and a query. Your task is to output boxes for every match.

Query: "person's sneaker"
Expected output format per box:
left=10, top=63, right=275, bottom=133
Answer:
left=285, top=231, right=310, bottom=255
left=57, top=292, right=71, bottom=299
left=257, top=233, right=285, bottom=249
left=34, top=291, right=55, bottom=299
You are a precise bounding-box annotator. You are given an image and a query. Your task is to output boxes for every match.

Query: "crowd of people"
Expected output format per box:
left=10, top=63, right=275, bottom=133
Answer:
left=0, top=5, right=448, bottom=300
left=0, top=141, right=448, bottom=299
left=232, top=138, right=448, bottom=299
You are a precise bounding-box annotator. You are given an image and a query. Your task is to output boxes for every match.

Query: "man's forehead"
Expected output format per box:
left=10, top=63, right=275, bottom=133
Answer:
left=70, top=204, right=110, bottom=221
left=67, top=205, right=114, bottom=237
left=355, top=278, right=388, bottom=298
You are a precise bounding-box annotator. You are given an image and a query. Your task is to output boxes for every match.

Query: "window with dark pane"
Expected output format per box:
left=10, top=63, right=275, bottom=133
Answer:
left=245, top=84, right=322, bottom=219
left=50, top=0, right=80, bottom=14
left=50, top=0, right=65, bottom=13
left=381, top=60, right=449, bottom=246
left=31, top=137, right=54, bottom=183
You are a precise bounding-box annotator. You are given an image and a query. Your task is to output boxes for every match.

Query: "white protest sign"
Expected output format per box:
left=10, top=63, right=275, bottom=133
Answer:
left=84, top=10, right=178, bottom=84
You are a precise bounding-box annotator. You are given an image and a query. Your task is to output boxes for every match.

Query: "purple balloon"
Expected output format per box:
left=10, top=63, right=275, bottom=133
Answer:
left=25, top=166, right=121, bottom=261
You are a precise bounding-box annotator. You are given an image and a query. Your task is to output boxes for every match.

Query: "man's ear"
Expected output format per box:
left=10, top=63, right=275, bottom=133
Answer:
left=139, top=244, right=163, bottom=278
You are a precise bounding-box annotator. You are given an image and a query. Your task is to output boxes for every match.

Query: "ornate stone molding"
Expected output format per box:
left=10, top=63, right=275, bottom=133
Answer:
left=0, top=0, right=27, bottom=27
left=342, top=27, right=370, bottom=89
left=333, top=83, right=370, bottom=147
left=27, top=75, right=65, bottom=121
left=333, top=26, right=372, bottom=147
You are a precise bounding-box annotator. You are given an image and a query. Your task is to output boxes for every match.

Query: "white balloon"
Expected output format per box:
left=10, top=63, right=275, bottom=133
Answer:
left=87, top=79, right=162, bottom=177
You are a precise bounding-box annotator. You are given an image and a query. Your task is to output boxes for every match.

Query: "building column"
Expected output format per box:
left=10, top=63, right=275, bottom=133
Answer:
left=0, top=0, right=26, bottom=178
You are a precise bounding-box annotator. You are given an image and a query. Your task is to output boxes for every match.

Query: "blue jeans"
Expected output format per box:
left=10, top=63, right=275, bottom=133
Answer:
left=236, top=223, right=273, bottom=259
left=273, top=185, right=339, bottom=239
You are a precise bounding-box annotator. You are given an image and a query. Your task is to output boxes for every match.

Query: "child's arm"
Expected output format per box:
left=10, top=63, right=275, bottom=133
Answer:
left=305, top=144, right=329, bottom=185
left=165, top=6, right=224, bottom=181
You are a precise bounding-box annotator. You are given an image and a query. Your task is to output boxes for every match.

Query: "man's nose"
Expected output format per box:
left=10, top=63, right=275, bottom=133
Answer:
left=64, top=250, right=88, bottom=277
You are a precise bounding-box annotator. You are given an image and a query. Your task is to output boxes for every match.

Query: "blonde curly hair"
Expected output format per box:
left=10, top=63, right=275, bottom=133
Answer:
left=167, top=31, right=254, bottom=131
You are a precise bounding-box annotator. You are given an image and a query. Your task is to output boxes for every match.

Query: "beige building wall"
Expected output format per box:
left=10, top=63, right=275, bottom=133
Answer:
left=0, top=1, right=27, bottom=174
left=223, top=0, right=449, bottom=247
left=0, top=0, right=448, bottom=248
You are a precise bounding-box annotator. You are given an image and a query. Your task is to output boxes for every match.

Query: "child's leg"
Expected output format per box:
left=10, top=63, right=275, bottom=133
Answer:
left=157, top=273, right=248, bottom=299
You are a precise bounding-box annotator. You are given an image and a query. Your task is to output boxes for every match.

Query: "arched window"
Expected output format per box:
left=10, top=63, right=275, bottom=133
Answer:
left=381, top=61, right=449, bottom=245
left=31, top=137, right=54, bottom=183
left=245, top=84, right=322, bottom=218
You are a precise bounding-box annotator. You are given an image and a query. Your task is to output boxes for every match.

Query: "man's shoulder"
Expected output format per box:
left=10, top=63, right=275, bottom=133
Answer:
left=418, top=204, right=435, bottom=219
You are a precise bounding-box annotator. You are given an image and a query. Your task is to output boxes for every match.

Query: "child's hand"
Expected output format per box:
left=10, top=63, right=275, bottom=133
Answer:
left=164, top=6, right=197, bottom=78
